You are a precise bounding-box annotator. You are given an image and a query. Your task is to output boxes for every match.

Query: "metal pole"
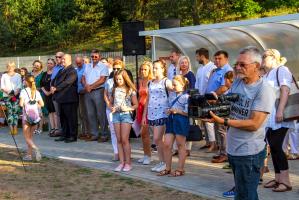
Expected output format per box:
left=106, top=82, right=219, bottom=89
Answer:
left=135, top=55, right=139, bottom=97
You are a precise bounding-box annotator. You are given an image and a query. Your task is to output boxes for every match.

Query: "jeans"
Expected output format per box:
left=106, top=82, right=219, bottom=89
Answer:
left=228, top=149, right=265, bottom=200
left=84, top=88, right=108, bottom=137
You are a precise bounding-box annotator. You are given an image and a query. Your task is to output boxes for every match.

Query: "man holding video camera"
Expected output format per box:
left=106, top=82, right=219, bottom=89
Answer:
left=205, top=50, right=233, bottom=162
left=207, top=46, right=275, bottom=200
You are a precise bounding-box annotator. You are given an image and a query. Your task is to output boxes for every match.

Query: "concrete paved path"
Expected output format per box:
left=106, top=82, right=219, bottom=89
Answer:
left=0, top=128, right=298, bottom=200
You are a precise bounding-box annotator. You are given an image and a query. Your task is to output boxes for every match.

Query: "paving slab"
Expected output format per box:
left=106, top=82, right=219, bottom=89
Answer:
left=0, top=128, right=299, bottom=200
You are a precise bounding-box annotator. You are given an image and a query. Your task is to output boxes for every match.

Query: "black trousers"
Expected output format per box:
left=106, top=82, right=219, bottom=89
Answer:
left=59, top=102, right=78, bottom=139
left=266, top=127, right=289, bottom=173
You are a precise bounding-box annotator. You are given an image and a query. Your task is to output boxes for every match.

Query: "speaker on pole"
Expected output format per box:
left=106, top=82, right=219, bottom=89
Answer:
left=159, top=19, right=180, bottom=29
left=122, top=21, right=146, bottom=56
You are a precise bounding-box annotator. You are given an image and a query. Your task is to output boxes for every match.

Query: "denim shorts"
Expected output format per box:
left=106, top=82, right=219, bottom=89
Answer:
left=148, top=118, right=167, bottom=126
left=112, top=112, right=133, bottom=124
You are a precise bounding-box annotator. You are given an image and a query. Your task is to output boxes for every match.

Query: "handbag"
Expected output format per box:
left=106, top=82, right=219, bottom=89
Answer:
left=275, top=67, right=299, bottom=121
left=186, top=120, right=203, bottom=142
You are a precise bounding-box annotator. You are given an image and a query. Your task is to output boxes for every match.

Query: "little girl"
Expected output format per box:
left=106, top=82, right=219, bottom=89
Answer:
left=158, top=75, right=190, bottom=176
left=109, top=70, right=138, bottom=172
left=142, top=59, right=172, bottom=172
left=19, top=75, right=44, bottom=161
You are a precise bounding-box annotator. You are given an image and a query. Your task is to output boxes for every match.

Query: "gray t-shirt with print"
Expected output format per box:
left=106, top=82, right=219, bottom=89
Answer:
left=227, top=78, right=275, bottom=156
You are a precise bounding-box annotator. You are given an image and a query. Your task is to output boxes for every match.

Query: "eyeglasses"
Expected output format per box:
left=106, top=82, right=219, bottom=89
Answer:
left=234, top=62, right=256, bottom=68
left=113, top=68, right=121, bottom=71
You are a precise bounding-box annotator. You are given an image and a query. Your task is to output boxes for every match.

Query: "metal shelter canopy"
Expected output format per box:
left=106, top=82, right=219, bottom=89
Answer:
left=139, top=13, right=299, bottom=78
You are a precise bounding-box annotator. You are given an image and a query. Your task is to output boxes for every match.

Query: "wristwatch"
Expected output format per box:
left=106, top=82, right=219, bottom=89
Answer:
left=224, top=118, right=229, bottom=126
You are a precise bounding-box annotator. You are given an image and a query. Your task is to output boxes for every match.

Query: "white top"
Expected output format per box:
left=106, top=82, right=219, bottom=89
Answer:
left=264, top=66, right=295, bottom=130
left=0, top=73, right=22, bottom=97
left=20, top=88, right=43, bottom=104
left=147, top=78, right=171, bottom=120
left=83, top=62, right=109, bottom=86
left=195, top=61, right=217, bottom=95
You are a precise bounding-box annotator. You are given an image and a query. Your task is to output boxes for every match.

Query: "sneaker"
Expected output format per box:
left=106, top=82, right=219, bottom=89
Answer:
left=23, top=155, right=32, bottom=161
left=222, top=186, right=235, bottom=198
left=122, top=164, right=132, bottom=172
left=142, top=156, right=152, bottom=165
left=138, top=157, right=145, bottom=163
left=33, top=148, right=42, bottom=161
left=155, top=162, right=166, bottom=172
left=151, top=162, right=162, bottom=172
left=114, top=164, right=124, bottom=172
left=34, top=129, right=42, bottom=135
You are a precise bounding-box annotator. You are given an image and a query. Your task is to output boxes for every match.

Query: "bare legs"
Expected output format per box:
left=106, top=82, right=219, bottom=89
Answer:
left=22, top=123, right=38, bottom=157
left=164, top=134, right=187, bottom=172
left=114, top=123, right=132, bottom=165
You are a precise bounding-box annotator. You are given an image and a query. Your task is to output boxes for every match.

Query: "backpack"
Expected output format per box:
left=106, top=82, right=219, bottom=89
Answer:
left=148, top=78, right=169, bottom=98
left=24, top=89, right=41, bottom=126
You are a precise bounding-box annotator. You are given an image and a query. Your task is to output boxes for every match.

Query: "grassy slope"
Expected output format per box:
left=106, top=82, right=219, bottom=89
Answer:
left=0, top=7, right=297, bottom=57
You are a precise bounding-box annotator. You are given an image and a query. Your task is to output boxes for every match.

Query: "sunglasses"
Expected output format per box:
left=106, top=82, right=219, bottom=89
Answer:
left=91, top=56, right=99, bottom=59
left=234, top=62, right=256, bottom=68
left=113, top=68, right=121, bottom=71
left=55, top=56, right=62, bottom=58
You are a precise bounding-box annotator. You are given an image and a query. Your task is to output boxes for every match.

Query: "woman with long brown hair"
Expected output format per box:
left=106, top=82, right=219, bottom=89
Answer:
left=109, top=70, right=138, bottom=172
left=19, top=75, right=44, bottom=161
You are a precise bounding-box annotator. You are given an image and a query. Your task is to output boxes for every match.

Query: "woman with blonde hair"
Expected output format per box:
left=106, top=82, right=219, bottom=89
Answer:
left=0, top=62, right=22, bottom=135
left=159, top=75, right=190, bottom=176
left=19, top=75, right=44, bottom=161
left=262, top=49, right=294, bottom=192
left=137, top=61, right=154, bottom=165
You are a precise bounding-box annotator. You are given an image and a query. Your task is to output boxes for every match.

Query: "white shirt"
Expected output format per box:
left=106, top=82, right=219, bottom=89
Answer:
left=83, top=62, right=109, bottom=86
left=0, top=73, right=22, bottom=97
left=195, top=61, right=217, bottom=95
left=147, top=79, right=171, bottom=120
left=167, top=63, right=177, bottom=81
left=20, top=87, right=43, bottom=104
left=264, top=66, right=295, bottom=130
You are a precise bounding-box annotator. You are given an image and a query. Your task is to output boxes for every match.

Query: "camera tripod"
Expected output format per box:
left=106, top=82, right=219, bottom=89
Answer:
left=0, top=102, right=26, bottom=172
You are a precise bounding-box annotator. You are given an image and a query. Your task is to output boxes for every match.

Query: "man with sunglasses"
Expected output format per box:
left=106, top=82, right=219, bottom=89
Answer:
left=82, top=49, right=109, bottom=142
left=206, top=50, right=233, bottom=163
left=50, top=51, right=65, bottom=137
left=206, top=46, right=275, bottom=200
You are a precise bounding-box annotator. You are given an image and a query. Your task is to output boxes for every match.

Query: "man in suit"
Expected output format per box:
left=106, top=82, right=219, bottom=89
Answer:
left=51, top=54, right=78, bottom=143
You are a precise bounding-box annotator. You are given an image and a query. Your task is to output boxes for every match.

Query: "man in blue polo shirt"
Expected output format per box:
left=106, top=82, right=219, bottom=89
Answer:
left=206, top=50, right=233, bottom=163
left=50, top=51, right=64, bottom=136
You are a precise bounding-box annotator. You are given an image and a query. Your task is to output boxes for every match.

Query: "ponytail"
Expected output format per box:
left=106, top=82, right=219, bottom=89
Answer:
left=25, top=75, right=36, bottom=98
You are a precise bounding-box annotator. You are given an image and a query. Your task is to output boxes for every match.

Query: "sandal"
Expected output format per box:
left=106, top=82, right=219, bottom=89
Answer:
left=272, top=183, right=292, bottom=192
left=264, top=179, right=278, bottom=188
left=157, top=169, right=171, bottom=176
left=168, top=169, right=185, bottom=177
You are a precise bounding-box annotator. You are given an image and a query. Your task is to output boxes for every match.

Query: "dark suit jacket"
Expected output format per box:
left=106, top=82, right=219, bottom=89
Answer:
left=53, top=65, right=78, bottom=104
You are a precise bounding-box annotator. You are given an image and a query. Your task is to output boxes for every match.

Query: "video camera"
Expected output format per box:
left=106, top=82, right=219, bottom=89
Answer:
left=188, top=89, right=239, bottom=119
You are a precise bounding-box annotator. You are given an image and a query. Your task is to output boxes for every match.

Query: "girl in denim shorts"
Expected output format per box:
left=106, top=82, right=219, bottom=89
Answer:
left=109, top=70, right=138, bottom=172
left=157, top=75, right=190, bottom=177
left=142, top=59, right=172, bottom=173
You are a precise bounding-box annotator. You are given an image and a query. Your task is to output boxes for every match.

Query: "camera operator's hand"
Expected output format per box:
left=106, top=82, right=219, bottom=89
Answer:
left=209, top=111, right=224, bottom=124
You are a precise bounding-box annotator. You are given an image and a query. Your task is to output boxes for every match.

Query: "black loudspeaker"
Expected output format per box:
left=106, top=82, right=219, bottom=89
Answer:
left=159, top=19, right=181, bottom=29
left=122, top=21, right=146, bottom=56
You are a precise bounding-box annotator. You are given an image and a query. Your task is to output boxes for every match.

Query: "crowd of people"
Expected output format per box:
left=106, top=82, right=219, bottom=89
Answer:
left=0, top=46, right=298, bottom=200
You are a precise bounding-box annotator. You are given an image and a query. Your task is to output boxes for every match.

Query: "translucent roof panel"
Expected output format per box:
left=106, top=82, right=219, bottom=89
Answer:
left=141, top=14, right=299, bottom=79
